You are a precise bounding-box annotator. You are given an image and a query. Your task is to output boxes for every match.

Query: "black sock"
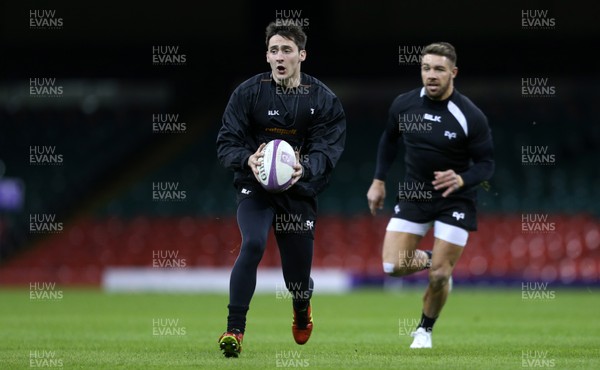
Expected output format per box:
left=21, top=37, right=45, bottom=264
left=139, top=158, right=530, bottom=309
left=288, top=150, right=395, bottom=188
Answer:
left=227, top=305, right=249, bottom=334
left=291, top=277, right=314, bottom=312
left=417, top=312, right=437, bottom=332
left=293, top=300, right=310, bottom=312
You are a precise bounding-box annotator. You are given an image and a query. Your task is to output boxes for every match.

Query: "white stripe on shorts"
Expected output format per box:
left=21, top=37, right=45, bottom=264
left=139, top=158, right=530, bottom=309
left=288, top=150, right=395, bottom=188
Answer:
left=386, top=218, right=432, bottom=236
left=433, top=221, right=469, bottom=247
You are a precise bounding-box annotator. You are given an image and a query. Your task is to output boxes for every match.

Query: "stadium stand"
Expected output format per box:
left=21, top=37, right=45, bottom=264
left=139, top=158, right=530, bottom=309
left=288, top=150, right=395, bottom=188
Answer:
left=1, top=80, right=598, bottom=288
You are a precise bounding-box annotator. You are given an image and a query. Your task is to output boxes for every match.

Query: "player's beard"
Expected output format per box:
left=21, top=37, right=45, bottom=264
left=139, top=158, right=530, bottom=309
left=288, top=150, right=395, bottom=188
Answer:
left=425, top=80, right=450, bottom=100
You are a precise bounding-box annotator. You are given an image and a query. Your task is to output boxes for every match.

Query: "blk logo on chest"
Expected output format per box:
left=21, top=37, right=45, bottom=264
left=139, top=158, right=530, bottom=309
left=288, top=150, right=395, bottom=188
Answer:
left=423, top=113, right=442, bottom=122
left=268, top=110, right=280, bottom=116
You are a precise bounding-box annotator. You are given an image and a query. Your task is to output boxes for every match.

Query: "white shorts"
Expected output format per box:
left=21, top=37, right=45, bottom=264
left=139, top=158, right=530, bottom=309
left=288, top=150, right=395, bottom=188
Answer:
left=386, top=218, right=469, bottom=247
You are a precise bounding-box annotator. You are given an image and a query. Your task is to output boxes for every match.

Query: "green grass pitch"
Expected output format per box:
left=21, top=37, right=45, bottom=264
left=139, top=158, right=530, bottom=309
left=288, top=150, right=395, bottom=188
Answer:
left=1, top=286, right=598, bottom=369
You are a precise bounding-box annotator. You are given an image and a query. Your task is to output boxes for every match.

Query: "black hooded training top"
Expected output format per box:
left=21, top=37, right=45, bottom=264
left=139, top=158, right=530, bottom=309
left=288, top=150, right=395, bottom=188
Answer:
left=217, top=72, right=346, bottom=198
left=374, top=87, right=494, bottom=201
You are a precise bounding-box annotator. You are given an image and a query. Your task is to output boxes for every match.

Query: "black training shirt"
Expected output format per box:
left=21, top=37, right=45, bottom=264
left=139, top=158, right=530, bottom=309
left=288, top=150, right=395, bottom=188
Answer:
left=217, top=72, right=346, bottom=197
left=374, top=87, right=494, bottom=201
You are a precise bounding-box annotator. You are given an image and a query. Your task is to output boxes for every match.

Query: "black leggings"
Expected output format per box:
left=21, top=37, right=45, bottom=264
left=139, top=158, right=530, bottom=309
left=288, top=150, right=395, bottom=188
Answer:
left=227, top=197, right=314, bottom=332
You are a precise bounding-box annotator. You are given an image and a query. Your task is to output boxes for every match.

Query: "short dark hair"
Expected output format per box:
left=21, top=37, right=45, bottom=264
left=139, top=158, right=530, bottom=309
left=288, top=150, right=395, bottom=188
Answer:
left=265, top=21, right=307, bottom=51
left=421, top=42, right=457, bottom=66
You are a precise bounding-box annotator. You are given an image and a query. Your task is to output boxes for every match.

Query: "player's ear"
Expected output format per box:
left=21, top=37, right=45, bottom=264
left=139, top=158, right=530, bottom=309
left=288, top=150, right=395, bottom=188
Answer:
left=452, top=66, right=458, bottom=78
left=299, top=49, right=306, bottom=62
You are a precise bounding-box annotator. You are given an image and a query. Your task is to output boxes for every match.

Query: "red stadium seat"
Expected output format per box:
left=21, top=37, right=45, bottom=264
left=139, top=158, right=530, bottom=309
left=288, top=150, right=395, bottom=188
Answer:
left=1, top=214, right=599, bottom=286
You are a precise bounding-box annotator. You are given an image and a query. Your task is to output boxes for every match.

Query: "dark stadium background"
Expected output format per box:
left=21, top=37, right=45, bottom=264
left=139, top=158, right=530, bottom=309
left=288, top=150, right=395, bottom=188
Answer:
left=0, top=0, right=598, bottom=288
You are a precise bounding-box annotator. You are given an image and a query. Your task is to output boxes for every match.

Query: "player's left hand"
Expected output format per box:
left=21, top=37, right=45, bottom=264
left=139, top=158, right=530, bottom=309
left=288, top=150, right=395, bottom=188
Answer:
left=290, top=151, right=304, bottom=186
left=432, top=169, right=464, bottom=198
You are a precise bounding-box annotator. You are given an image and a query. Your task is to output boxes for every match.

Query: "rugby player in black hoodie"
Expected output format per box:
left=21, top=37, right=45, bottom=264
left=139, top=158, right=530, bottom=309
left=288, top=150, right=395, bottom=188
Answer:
left=216, top=21, right=346, bottom=357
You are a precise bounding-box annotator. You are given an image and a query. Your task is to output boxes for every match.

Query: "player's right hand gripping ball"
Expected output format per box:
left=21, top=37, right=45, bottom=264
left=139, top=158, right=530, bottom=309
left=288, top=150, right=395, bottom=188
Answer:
left=257, top=139, right=296, bottom=193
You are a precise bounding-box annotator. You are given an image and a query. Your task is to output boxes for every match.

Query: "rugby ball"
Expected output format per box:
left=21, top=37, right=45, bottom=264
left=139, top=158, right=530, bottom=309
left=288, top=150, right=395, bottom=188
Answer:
left=257, top=139, right=296, bottom=192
